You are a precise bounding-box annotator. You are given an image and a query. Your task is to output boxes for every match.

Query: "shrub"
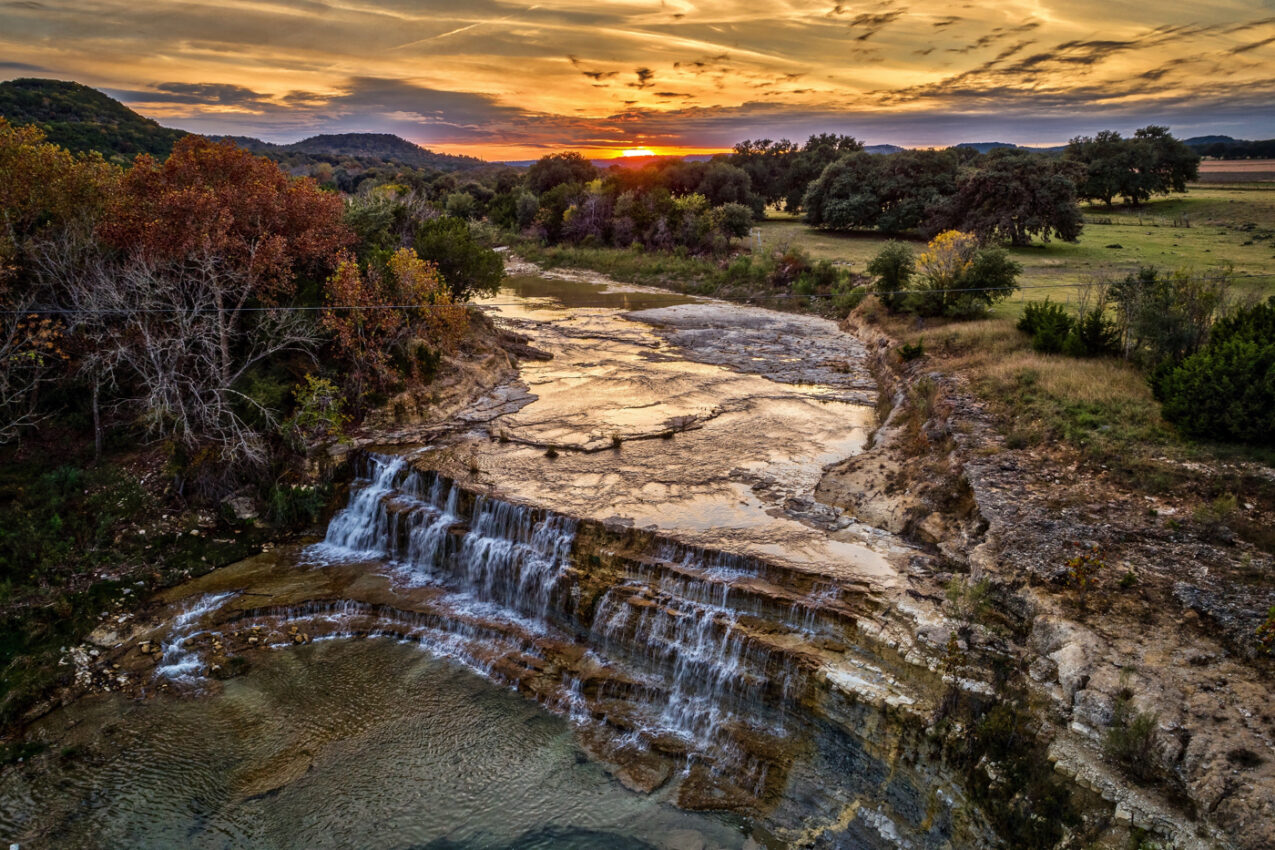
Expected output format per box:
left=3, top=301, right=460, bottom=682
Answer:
left=1104, top=691, right=1160, bottom=783
left=1018, top=300, right=1074, bottom=353
left=899, top=340, right=925, bottom=361
left=912, top=231, right=1021, bottom=319
left=265, top=482, right=328, bottom=527
left=866, top=241, right=914, bottom=312
left=1154, top=296, right=1275, bottom=444
left=1258, top=607, right=1275, bottom=655
left=1067, top=306, right=1121, bottom=357
left=830, top=280, right=867, bottom=317
left=1019, top=300, right=1121, bottom=357
left=282, top=374, right=348, bottom=450
left=413, top=215, right=504, bottom=300
left=1111, top=265, right=1231, bottom=367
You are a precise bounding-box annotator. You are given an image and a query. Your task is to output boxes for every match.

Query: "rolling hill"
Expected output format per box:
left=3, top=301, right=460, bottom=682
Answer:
left=0, top=77, right=187, bottom=159
left=222, top=132, right=486, bottom=172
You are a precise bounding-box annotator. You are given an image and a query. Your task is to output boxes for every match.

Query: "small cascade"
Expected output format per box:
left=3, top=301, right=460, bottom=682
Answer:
left=154, top=591, right=238, bottom=682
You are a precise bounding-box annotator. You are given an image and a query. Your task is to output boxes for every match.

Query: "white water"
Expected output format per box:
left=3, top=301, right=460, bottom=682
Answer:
left=153, top=591, right=239, bottom=682
left=299, top=453, right=825, bottom=780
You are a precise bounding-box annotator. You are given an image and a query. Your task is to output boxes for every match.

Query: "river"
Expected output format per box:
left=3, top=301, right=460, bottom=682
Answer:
left=0, top=268, right=964, bottom=850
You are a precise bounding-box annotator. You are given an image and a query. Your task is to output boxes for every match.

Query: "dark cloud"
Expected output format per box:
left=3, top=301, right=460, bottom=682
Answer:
left=0, top=60, right=45, bottom=72
left=628, top=67, right=655, bottom=89
left=847, top=10, right=904, bottom=42
left=948, top=21, right=1040, bottom=54
left=152, top=82, right=269, bottom=105
left=1231, top=35, right=1275, bottom=54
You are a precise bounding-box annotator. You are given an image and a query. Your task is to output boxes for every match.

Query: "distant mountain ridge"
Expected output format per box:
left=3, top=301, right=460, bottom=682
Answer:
left=0, top=77, right=186, bottom=159
left=7, top=78, right=1267, bottom=170
left=219, top=132, right=486, bottom=172
left=0, top=79, right=487, bottom=172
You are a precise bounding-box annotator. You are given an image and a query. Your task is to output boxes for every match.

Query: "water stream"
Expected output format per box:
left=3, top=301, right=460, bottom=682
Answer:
left=0, top=271, right=948, bottom=849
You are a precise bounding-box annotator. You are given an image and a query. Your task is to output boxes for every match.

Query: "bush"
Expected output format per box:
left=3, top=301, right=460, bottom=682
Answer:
left=1111, top=265, right=1231, bottom=367
left=1019, top=300, right=1121, bottom=357
left=265, top=482, right=329, bottom=527
left=1067, top=307, right=1121, bottom=357
left=899, top=340, right=925, bottom=361
left=1018, top=300, right=1074, bottom=353
left=911, top=231, right=1021, bottom=319
left=1154, top=296, right=1275, bottom=444
left=413, top=216, right=504, bottom=300
left=866, top=241, right=914, bottom=312
left=830, top=280, right=867, bottom=317
left=1104, top=691, right=1160, bottom=783
left=1258, top=606, right=1275, bottom=655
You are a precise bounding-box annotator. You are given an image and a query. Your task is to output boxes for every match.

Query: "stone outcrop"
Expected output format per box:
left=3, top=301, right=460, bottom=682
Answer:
left=813, top=313, right=1275, bottom=849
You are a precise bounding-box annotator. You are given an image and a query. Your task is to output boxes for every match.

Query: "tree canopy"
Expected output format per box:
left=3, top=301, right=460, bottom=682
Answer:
left=1064, top=126, right=1199, bottom=206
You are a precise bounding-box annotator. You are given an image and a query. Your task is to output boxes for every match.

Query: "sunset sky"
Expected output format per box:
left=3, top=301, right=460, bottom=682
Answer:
left=2, top=1, right=1274, bottom=160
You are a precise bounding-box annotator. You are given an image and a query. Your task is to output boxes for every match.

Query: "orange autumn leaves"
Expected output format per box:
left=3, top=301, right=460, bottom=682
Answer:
left=1, top=122, right=474, bottom=453
left=98, top=136, right=352, bottom=304
left=323, top=248, right=468, bottom=401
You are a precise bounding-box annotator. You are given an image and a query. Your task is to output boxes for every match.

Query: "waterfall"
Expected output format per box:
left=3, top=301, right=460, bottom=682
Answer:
left=309, top=454, right=579, bottom=623
left=154, top=591, right=239, bottom=682
left=289, top=453, right=842, bottom=794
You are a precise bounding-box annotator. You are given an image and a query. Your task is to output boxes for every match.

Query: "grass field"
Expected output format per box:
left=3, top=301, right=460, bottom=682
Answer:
left=758, top=182, right=1275, bottom=315
left=797, top=183, right=1275, bottom=488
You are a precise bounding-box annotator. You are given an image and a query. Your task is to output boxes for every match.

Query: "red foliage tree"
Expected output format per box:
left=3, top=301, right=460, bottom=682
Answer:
left=98, top=136, right=351, bottom=303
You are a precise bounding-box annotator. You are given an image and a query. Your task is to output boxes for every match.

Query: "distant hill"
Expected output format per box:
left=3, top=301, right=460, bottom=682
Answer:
left=1183, top=135, right=1237, bottom=146
left=864, top=144, right=905, bottom=155
left=1184, top=135, right=1275, bottom=159
left=0, top=77, right=187, bottom=159
left=224, top=132, right=486, bottom=172
left=498, top=153, right=721, bottom=169
left=955, top=141, right=1019, bottom=153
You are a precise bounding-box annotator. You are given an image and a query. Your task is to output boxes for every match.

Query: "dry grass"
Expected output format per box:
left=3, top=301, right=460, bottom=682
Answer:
left=985, top=355, right=1154, bottom=410
left=864, top=309, right=1183, bottom=478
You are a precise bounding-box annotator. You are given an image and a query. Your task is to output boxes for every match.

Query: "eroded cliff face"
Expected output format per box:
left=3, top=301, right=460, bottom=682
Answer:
left=816, top=315, right=1275, bottom=850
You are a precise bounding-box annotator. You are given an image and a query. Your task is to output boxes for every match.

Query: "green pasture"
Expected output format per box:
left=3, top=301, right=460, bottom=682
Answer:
left=757, top=182, right=1275, bottom=314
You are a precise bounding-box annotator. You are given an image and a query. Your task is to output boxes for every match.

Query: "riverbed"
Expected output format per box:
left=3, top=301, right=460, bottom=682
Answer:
left=0, top=268, right=948, bottom=850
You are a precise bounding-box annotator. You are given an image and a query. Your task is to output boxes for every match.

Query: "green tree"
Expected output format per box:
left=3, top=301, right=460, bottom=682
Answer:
left=940, top=149, right=1083, bottom=245
left=803, top=152, right=883, bottom=230
left=866, top=241, right=915, bottom=312
left=413, top=216, right=504, bottom=300
left=445, top=190, right=477, bottom=220
left=1065, top=126, right=1199, bottom=206
left=525, top=151, right=597, bottom=194
left=1064, top=130, right=1131, bottom=206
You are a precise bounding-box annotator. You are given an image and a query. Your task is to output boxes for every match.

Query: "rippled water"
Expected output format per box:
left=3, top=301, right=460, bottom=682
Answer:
left=0, top=640, right=752, bottom=849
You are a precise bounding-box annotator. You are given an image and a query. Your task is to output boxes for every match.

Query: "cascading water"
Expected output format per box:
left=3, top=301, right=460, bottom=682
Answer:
left=291, top=452, right=847, bottom=799
left=153, top=591, right=238, bottom=682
